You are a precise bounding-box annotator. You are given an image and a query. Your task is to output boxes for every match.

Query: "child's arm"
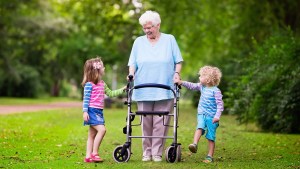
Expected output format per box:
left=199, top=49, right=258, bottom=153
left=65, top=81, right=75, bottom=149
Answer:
left=83, top=82, right=92, bottom=112
left=104, top=82, right=126, bottom=97
left=213, top=89, right=224, bottom=123
left=83, top=82, right=92, bottom=122
left=181, top=81, right=201, bottom=91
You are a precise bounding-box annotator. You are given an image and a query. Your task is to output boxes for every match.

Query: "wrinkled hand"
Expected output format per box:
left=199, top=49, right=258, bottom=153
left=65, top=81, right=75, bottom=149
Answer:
left=174, top=78, right=182, bottom=85
left=173, top=73, right=181, bottom=84
left=213, top=118, right=219, bottom=123
left=83, top=112, right=89, bottom=122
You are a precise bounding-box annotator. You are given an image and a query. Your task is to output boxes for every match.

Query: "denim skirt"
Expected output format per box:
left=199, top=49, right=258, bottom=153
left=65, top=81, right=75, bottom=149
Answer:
left=84, top=107, right=105, bottom=126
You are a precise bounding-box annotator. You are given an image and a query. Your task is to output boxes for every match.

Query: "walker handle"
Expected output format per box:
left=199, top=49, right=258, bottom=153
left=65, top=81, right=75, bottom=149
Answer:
left=134, top=83, right=172, bottom=90
left=128, top=75, right=133, bottom=82
left=175, top=83, right=181, bottom=89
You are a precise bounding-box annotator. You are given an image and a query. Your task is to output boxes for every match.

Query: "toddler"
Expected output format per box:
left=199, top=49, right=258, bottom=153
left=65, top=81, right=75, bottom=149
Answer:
left=175, top=65, right=224, bottom=163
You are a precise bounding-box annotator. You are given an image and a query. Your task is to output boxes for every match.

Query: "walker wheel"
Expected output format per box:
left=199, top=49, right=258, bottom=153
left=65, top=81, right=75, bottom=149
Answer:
left=165, top=146, right=177, bottom=163
left=113, top=145, right=131, bottom=163
left=177, top=145, right=182, bottom=162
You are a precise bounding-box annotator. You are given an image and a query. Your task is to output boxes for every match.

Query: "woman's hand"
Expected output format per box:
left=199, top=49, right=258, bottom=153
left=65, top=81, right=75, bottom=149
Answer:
left=174, top=78, right=182, bottom=85
left=174, top=72, right=182, bottom=85
left=173, top=72, right=180, bottom=83
left=83, top=112, right=89, bottom=122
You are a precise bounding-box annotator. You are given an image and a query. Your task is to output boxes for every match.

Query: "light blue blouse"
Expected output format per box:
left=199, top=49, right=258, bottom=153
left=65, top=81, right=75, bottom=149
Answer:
left=128, top=33, right=183, bottom=101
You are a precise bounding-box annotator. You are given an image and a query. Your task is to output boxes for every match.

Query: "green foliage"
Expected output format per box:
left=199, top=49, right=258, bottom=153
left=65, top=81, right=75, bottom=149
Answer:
left=226, top=30, right=300, bottom=133
left=0, top=0, right=72, bottom=97
left=0, top=64, right=42, bottom=97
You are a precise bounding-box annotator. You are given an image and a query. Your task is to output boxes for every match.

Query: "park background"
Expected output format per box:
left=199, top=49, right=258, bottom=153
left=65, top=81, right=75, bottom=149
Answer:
left=0, top=0, right=299, bottom=168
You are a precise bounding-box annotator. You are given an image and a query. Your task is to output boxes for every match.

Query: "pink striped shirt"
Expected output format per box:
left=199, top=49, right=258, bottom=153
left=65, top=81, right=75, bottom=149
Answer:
left=89, top=81, right=105, bottom=109
left=83, top=81, right=105, bottom=110
left=82, top=81, right=125, bottom=112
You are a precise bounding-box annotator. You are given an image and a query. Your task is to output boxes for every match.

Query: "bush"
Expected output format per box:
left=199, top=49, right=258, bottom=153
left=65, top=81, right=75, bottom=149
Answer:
left=0, top=65, right=42, bottom=97
left=226, top=29, right=300, bottom=133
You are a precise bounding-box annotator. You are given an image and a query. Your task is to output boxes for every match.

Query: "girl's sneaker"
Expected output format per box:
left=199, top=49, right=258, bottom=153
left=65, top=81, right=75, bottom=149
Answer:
left=91, top=153, right=103, bottom=162
left=84, top=157, right=93, bottom=163
left=188, top=143, right=198, bottom=153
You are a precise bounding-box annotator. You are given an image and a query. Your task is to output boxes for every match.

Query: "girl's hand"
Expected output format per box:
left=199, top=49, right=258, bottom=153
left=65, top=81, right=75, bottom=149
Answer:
left=122, top=85, right=127, bottom=92
left=83, top=112, right=89, bottom=122
left=212, top=118, right=219, bottom=123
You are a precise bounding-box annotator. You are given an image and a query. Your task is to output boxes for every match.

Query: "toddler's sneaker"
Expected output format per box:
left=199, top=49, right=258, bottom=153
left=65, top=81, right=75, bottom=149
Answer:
left=203, top=156, right=213, bottom=163
left=152, top=156, right=162, bottom=162
left=142, top=156, right=151, bottom=162
left=188, top=143, right=198, bottom=153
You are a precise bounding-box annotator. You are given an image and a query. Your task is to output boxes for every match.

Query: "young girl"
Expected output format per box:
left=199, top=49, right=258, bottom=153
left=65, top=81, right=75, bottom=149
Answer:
left=81, top=57, right=126, bottom=163
left=175, top=65, right=224, bottom=163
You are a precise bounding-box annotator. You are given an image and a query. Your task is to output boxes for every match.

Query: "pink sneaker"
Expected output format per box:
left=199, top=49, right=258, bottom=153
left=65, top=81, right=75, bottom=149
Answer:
left=84, top=157, right=93, bottom=163
left=91, top=153, right=103, bottom=162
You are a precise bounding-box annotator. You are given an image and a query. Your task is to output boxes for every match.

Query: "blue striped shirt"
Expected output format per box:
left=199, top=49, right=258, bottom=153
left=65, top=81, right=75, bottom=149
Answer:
left=182, top=81, right=224, bottom=119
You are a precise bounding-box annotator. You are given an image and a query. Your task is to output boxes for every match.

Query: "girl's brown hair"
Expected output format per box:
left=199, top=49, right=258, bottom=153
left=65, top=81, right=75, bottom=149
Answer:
left=81, top=57, right=105, bottom=87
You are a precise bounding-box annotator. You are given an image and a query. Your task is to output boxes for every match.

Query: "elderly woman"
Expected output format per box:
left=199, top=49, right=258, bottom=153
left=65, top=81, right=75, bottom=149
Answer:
left=127, top=10, right=183, bottom=162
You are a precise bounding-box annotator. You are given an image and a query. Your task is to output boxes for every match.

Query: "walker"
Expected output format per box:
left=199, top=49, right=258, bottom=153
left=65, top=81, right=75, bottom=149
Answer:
left=112, top=75, right=182, bottom=163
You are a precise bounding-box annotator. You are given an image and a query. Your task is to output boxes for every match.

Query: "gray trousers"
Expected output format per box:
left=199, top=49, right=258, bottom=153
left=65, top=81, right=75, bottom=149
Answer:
left=137, top=99, right=173, bottom=157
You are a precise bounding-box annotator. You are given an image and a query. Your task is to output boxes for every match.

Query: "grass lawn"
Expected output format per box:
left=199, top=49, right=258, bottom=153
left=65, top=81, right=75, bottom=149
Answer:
left=0, top=103, right=299, bottom=169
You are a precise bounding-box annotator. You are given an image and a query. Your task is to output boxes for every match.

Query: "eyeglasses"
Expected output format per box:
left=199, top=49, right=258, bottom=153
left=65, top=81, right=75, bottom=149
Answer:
left=143, top=25, right=156, bottom=31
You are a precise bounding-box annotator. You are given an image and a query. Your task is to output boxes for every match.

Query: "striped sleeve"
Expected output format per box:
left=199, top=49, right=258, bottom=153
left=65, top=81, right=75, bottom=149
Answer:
left=182, top=81, right=201, bottom=91
left=214, top=89, right=224, bottom=119
left=82, top=82, right=92, bottom=112
left=104, top=83, right=124, bottom=97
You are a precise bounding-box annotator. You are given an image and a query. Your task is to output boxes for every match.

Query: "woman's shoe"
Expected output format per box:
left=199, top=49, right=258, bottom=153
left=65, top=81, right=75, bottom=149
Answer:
left=142, top=156, right=151, bottom=162
left=152, top=156, right=162, bottom=162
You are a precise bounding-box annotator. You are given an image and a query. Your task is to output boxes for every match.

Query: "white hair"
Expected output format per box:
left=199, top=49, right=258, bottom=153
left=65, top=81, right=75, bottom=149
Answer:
left=139, top=10, right=161, bottom=26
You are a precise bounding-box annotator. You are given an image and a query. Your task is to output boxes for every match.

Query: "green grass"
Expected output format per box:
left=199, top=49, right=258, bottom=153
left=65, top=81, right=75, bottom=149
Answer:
left=0, top=104, right=299, bottom=169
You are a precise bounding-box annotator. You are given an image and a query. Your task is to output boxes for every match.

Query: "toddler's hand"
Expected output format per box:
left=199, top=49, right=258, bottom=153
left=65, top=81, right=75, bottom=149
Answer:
left=213, top=118, right=219, bottom=123
left=83, top=112, right=89, bottom=122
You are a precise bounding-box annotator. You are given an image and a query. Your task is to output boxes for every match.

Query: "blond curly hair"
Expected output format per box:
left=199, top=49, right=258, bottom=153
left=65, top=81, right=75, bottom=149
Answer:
left=199, top=66, right=222, bottom=86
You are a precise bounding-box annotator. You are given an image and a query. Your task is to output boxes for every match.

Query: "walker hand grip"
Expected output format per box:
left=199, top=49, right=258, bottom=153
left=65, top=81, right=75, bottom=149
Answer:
left=128, top=75, right=133, bottom=81
left=134, top=83, right=171, bottom=90
left=175, top=83, right=181, bottom=89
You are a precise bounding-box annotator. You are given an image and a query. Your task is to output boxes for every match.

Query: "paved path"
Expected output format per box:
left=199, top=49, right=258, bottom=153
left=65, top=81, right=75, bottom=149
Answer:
left=0, top=101, right=81, bottom=115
